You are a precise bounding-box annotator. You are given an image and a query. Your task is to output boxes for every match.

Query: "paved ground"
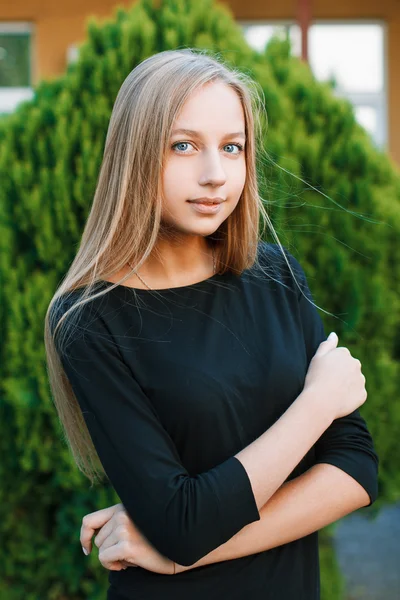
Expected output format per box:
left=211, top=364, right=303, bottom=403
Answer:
left=333, top=502, right=400, bottom=599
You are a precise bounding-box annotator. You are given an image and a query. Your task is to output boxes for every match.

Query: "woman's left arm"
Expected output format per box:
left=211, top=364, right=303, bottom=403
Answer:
left=176, top=461, right=369, bottom=572
left=86, top=460, right=369, bottom=574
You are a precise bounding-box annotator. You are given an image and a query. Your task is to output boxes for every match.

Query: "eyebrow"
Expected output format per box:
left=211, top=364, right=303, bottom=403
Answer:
left=171, top=128, right=246, bottom=140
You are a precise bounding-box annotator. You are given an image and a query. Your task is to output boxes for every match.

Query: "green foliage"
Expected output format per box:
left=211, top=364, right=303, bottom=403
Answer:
left=1, top=0, right=399, bottom=597
left=319, top=527, right=345, bottom=600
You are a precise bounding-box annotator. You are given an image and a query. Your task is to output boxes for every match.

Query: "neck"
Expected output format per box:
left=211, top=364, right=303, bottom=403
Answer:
left=140, top=235, right=214, bottom=278
left=128, top=238, right=217, bottom=290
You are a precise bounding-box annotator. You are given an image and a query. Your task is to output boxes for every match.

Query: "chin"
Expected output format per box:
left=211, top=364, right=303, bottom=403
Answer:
left=166, top=215, right=222, bottom=230
left=189, top=221, right=225, bottom=235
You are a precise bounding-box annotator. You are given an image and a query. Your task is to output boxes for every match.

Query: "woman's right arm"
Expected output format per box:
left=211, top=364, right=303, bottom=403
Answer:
left=234, top=385, right=331, bottom=512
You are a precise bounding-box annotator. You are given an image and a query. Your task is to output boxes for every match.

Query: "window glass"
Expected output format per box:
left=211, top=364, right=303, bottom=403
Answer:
left=0, top=25, right=34, bottom=114
left=241, top=22, right=301, bottom=55
left=355, top=106, right=378, bottom=138
left=0, top=32, right=31, bottom=87
left=309, top=24, right=384, bottom=94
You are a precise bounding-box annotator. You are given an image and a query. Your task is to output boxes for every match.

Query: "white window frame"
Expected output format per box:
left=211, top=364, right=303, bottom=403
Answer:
left=0, top=21, right=35, bottom=114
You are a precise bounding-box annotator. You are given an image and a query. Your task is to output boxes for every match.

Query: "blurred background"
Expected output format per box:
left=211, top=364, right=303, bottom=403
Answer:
left=1, top=0, right=399, bottom=166
left=0, top=1, right=399, bottom=599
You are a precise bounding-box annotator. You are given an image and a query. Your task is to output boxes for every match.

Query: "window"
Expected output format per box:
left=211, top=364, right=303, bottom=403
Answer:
left=0, top=22, right=35, bottom=114
left=240, top=20, right=387, bottom=149
left=240, top=21, right=301, bottom=56
left=309, top=22, right=386, bottom=149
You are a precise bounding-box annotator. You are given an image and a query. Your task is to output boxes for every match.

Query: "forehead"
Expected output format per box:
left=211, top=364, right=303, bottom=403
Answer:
left=172, top=82, right=245, bottom=136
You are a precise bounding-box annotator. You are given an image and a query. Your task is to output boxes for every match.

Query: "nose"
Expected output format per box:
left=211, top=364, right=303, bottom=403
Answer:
left=198, top=149, right=227, bottom=187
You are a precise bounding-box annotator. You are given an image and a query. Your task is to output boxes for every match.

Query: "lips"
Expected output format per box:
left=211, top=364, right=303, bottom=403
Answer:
left=188, top=198, right=224, bottom=204
left=188, top=201, right=223, bottom=214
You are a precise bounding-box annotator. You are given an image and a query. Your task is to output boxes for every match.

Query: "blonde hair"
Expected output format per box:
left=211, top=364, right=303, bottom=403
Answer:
left=44, top=48, right=317, bottom=484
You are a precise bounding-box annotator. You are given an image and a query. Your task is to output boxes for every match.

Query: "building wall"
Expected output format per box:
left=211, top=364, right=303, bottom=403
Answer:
left=1, top=0, right=399, bottom=167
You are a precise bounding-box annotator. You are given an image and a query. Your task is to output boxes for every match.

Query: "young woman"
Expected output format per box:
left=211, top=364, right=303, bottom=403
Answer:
left=45, top=48, right=378, bottom=600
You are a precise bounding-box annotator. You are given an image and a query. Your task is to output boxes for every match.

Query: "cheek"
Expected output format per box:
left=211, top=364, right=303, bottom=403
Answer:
left=236, top=158, right=247, bottom=181
left=162, top=160, right=191, bottom=195
left=230, top=160, right=246, bottom=195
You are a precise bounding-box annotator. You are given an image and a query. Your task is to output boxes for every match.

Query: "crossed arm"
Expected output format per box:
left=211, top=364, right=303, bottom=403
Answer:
left=175, top=462, right=370, bottom=573
left=85, top=449, right=372, bottom=574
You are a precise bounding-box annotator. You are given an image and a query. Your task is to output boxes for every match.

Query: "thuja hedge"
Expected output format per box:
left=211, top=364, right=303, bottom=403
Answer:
left=0, top=0, right=399, bottom=598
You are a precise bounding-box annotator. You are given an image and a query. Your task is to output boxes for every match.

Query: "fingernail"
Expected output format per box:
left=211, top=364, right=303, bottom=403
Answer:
left=328, top=332, right=337, bottom=340
left=82, top=546, right=89, bottom=555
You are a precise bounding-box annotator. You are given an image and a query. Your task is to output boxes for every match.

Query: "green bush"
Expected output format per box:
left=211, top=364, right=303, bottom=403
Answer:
left=0, top=0, right=399, bottom=598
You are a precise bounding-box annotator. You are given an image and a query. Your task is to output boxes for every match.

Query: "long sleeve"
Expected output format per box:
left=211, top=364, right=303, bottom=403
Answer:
left=52, top=298, right=260, bottom=566
left=287, top=252, right=379, bottom=506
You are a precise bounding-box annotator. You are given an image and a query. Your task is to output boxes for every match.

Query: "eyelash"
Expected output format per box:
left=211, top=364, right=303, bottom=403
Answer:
left=171, top=142, right=244, bottom=155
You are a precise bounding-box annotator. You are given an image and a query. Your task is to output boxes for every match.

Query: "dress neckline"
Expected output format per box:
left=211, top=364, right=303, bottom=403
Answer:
left=98, top=271, right=223, bottom=294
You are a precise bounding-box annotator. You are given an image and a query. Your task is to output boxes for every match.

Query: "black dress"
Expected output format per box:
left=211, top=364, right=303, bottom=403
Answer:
left=53, top=242, right=378, bottom=600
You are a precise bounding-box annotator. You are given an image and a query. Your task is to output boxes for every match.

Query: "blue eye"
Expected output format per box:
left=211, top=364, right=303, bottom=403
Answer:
left=173, top=142, right=192, bottom=153
left=224, top=143, right=244, bottom=154
left=171, top=142, right=244, bottom=155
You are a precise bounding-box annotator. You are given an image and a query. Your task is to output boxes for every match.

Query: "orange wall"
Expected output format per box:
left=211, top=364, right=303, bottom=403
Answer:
left=1, top=0, right=399, bottom=167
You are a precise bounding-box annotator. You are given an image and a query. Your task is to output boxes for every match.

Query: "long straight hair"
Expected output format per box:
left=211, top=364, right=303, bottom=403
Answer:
left=44, top=48, right=308, bottom=484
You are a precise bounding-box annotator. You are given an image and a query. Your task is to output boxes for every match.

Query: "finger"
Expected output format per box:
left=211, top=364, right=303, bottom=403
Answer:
left=316, top=332, right=338, bottom=356
left=93, top=519, right=115, bottom=550
left=99, top=557, right=137, bottom=571
left=80, top=504, right=123, bottom=553
left=96, top=528, right=123, bottom=553
left=99, top=540, right=135, bottom=570
left=99, top=554, right=131, bottom=571
left=121, top=559, right=137, bottom=569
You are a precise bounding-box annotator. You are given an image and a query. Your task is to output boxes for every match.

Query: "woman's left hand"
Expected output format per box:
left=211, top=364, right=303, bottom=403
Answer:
left=80, top=503, right=175, bottom=575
